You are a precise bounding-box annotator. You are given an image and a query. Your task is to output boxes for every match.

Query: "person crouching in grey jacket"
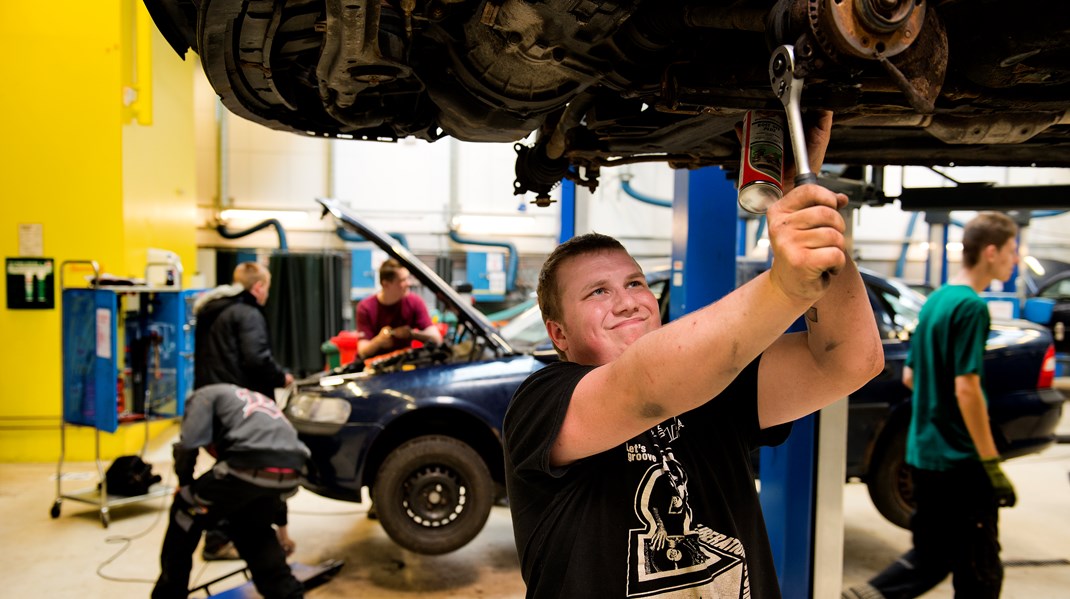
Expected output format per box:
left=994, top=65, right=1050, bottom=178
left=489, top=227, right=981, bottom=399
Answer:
left=152, top=384, right=310, bottom=599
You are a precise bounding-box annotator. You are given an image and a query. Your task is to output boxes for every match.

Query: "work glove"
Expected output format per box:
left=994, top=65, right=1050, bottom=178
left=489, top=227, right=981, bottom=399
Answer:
left=981, top=457, right=1017, bottom=508
left=172, top=444, right=198, bottom=488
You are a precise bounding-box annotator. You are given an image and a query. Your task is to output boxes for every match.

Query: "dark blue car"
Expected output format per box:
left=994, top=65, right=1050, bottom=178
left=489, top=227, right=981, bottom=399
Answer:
left=282, top=199, right=1064, bottom=554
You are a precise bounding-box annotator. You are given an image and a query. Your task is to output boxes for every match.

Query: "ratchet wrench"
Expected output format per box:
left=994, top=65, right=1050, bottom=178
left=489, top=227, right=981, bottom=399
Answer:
left=769, top=45, right=818, bottom=187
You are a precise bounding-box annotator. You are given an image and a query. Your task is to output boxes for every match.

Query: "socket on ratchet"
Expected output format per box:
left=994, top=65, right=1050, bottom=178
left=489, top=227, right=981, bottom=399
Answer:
left=769, top=45, right=818, bottom=187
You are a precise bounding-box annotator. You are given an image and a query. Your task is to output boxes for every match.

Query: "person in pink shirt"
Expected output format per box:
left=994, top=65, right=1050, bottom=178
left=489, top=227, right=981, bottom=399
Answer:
left=356, top=258, right=442, bottom=360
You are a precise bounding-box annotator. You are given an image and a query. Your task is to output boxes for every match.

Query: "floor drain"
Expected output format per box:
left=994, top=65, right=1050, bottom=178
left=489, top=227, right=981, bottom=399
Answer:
left=1002, top=558, right=1070, bottom=568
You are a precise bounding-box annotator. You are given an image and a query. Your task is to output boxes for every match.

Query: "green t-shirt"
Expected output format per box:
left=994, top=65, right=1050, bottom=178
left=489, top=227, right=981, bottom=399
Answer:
left=905, top=284, right=990, bottom=471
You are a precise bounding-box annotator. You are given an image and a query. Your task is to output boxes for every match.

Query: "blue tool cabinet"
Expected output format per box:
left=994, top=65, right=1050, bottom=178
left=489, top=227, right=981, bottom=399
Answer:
left=52, top=260, right=197, bottom=527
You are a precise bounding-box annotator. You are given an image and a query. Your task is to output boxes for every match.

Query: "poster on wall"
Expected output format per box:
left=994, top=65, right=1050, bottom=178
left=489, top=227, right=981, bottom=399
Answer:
left=6, top=257, right=55, bottom=310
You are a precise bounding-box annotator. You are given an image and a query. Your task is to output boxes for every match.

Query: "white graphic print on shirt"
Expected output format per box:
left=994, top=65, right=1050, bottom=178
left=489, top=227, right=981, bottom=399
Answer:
left=626, top=418, right=750, bottom=598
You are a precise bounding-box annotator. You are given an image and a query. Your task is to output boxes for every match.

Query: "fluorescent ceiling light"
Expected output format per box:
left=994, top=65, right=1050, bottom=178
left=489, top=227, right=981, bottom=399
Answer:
left=1022, top=255, right=1045, bottom=276
left=219, top=209, right=311, bottom=226
left=451, top=214, right=540, bottom=236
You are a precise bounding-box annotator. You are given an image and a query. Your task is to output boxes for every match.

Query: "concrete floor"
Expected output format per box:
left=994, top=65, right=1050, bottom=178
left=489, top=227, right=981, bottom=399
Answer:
left=5, top=409, right=1069, bottom=598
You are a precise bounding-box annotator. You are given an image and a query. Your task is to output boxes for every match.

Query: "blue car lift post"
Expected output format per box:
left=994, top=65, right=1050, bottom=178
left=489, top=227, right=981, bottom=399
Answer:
left=672, top=167, right=849, bottom=598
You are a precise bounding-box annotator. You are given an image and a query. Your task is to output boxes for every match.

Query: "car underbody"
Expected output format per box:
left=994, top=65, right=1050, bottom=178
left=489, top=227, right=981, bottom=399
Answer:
left=146, top=0, right=1070, bottom=201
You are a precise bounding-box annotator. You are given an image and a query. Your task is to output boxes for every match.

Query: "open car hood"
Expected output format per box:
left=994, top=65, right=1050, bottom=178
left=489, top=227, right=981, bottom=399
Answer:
left=316, top=198, right=515, bottom=355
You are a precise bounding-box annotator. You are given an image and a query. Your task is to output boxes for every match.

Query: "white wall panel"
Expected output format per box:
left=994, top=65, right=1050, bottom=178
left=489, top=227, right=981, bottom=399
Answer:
left=227, top=117, right=327, bottom=208
left=453, top=140, right=561, bottom=243
left=333, top=137, right=450, bottom=210
left=567, top=162, right=675, bottom=262
left=455, top=140, right=527, bottom=213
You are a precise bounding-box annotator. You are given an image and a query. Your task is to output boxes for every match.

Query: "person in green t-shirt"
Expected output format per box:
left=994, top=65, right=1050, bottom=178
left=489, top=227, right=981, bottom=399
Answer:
left=845, top=212, right=1020, bottom=599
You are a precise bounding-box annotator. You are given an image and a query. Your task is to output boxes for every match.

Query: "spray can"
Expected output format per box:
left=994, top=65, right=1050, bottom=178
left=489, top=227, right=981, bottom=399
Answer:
left=737, top=110, right=785, bottom=214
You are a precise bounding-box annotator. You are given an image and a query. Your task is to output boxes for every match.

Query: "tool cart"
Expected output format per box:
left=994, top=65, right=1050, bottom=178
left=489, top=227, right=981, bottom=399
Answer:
left=50, top=259, right=198, bottom=527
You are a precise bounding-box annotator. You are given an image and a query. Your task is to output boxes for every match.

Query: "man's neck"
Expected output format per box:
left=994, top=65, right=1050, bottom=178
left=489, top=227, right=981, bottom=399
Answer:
left=377, top=290, right=402, bottom=306
left=950, top=266, right=994, bottom=293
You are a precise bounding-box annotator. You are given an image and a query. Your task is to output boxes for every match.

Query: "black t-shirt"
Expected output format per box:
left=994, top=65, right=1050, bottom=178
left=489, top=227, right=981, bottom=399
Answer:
left=504, top=357, right=790, bottom=598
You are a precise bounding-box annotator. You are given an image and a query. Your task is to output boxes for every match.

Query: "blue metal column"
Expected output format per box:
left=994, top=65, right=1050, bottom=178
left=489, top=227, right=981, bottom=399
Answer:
left=559, top=178, right=577, bottom=244
left=760, top=407, right=818, bottom=595
left=670, top=167, right=737, bottom=320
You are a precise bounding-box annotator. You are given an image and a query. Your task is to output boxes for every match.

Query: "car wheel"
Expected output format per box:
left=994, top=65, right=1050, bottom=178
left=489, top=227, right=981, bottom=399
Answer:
left=372, top=435, right=494, bottom=555
left=867, top=425, right=914, bottom=530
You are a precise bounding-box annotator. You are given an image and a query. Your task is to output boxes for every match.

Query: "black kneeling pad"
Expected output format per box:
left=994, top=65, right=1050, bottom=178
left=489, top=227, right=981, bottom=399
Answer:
left=102, top=454, right=163, bottom=496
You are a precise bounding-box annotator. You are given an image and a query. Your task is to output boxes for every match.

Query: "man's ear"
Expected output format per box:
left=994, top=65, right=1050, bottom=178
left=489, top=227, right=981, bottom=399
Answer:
left=982, top=244, right=999, bottom=264
left=546, top=320, right=568, bottom=354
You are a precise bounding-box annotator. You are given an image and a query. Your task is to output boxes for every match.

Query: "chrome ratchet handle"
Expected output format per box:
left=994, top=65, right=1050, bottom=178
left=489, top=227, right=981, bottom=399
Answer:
left=770, top=44, right=818, bottom=187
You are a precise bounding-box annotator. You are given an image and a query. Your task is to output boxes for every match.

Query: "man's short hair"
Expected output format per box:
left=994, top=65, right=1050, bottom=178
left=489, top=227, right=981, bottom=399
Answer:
left=962, top=212, right=1018, bottom=268
left=537, top=233, right=629, bottom=326
left=379, top=258, right=406, bottom=284
left=233, top=262, right=269, bottom=290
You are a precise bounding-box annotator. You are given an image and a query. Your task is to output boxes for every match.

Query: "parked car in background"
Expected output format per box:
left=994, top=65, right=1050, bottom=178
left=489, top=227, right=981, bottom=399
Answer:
left=1025, top=260, right=1070, bottom=355
left=282, top=199, right=1064, bottom=554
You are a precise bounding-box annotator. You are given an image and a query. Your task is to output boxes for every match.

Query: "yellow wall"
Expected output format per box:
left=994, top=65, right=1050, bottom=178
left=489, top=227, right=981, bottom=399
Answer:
left=0, top=2, right=196, bottom=461
left=123, top=6, right=198, bottom=282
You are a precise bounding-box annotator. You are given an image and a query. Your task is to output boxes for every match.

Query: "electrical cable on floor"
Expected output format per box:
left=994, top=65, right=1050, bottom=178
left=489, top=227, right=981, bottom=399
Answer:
left=95, top=469, right=174, bottom=584
left=94, top=467, right=219, bottom=590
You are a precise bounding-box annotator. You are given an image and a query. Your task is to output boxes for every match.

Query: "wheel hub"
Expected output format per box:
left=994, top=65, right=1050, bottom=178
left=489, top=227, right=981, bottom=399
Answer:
left=401, top=465, right=468, bottom=527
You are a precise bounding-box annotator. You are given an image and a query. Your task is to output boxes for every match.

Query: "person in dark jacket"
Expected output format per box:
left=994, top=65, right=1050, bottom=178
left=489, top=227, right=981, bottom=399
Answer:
left=193, top=261, right=294, bottom=398
left=152, top=384, right=310, bottom=599
left=193, top=261, right=295, bottom=559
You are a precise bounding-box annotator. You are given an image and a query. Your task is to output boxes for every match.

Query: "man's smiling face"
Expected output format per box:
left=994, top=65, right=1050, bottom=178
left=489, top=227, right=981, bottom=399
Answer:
left=546, top=249, right=661, bottom=365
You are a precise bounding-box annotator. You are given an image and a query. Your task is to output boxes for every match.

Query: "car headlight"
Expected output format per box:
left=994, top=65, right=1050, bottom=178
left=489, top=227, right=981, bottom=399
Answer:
left=284, top=392, right=352, bottom=435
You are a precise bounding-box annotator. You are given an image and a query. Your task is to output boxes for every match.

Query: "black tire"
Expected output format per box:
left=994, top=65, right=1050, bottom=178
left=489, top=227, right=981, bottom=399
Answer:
left=867, top=425, right=914, bottom=530
left=372, top=435, right=494, bottom=555
left=50, top=501, right=61, bottom=519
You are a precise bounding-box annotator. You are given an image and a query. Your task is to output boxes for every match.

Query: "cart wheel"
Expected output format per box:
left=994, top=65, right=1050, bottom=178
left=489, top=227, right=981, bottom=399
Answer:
left=100, top=511, right=110, bottom=528
left=50, top=501, right=61, bottom=519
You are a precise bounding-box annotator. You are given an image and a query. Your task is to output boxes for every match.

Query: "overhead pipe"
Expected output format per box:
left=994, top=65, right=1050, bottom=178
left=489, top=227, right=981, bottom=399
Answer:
left=619, top=175, right=672, bottom=208
left=336, top=225, right=410, bottom=249
left=216, top=220, right=289, bottom=250
left=448, top=229, right=518, bottom=293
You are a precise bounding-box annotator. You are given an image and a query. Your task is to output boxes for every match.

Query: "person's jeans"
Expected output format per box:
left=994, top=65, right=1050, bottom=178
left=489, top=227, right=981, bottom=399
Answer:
left=869, top=463, right=1002, bottom=599
left=152, top=471, right=303, bottom=599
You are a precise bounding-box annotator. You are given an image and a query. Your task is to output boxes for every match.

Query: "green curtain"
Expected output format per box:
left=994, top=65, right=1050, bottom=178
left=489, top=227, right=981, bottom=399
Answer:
left=265, top=252, right=345, bottom=377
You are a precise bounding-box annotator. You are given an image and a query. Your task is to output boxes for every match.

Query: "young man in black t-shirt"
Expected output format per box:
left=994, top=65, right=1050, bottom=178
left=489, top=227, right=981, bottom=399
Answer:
left=504, top=112, right=884, bottom=598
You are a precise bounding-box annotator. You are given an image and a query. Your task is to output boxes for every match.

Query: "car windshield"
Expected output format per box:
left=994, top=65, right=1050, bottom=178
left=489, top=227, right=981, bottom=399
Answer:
left=870, top=275, right=928, bottom=335
left=886, top=277, right=927, bottom=321
left=1040, top=277, right=1070, bottom=300
left=499, top=305, right=551, bottom=353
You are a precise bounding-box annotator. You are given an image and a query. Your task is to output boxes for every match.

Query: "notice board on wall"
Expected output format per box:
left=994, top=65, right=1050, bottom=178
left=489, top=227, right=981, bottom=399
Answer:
left=6, top=257, right=55, bottom=310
